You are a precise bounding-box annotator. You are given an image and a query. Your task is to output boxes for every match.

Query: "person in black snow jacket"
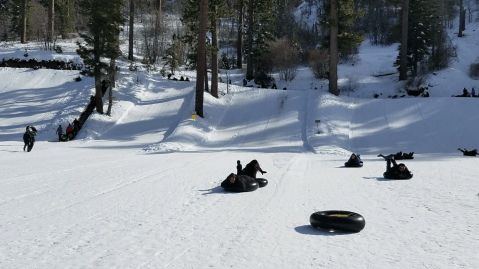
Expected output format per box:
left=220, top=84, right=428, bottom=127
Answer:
left=56, top=125, right=63, bottom=142
left=24, top=126, right=37, bottom=152
left=458, top=148, right=479, bottom=156
left=346, top=153, right=362, bottom=165
left=380, top=155, right=413, bottom=179
left=242, top=159, right=267, bottom=179
left=221, top=173, right=252, bottom=191
left=23, top=131, right=30, bottom=151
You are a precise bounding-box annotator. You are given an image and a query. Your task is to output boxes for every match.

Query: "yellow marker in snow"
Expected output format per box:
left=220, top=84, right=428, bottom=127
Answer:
left=191, top=111, right=197, bottom=120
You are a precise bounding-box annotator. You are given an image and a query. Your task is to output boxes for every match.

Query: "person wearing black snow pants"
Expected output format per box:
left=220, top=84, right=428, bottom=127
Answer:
left=56, top=125, right=63, bottom=142
left=382, top=156, right=412, bottom=179
left=23, top=132, right=30, bottom=151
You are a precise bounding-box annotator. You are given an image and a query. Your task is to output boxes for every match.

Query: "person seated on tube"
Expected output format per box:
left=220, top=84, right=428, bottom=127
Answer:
left=379, top=155, right=412, bottom=179
left=221, top=173, right=253, bottom=191
left=242, top=160, right=267, bottom=179
left=347, top=153, right=362, bottom=165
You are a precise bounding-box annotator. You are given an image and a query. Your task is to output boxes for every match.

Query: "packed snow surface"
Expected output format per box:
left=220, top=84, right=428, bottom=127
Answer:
left=1, top=17, right=479, bottom=269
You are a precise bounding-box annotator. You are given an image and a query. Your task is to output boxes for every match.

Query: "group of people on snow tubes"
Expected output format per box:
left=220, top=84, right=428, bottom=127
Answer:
left=344, top=152, right=413, bottom=179
left=221, top=159, right=268, bottom=192
left=378, top=151, right=414, bottom=160
left=56, top=119, right=80, bottom=142
left=457, top=148, right=478, bottom=156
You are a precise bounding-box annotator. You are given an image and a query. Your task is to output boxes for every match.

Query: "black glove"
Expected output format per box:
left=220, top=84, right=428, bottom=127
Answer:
left=260, top=170, right=267, bottom=174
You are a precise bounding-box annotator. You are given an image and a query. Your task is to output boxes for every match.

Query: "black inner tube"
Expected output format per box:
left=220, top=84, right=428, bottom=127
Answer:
left=310, top=210, right=366, bottom=233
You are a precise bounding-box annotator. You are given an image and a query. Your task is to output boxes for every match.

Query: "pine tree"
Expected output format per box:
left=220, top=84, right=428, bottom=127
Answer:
left=39, top=0, right=77, bottom=39
left=76, top=0, right=124, bottom=114
left=245, top=0, right=276, bottom=81
left=182, top=0, right=229, bottom=98
left=320, top=0, right=365, bottom=95
left=164, top=34, right=182, bottom=75
left=128, top=0, right=134, bottom=61
left=320, top=0, right=366, bottom=52
left=394, top=0, right=442, bottom=77
left=11, top=0, right=34, bottom=43
left=399, top=0, right=408, bottom=81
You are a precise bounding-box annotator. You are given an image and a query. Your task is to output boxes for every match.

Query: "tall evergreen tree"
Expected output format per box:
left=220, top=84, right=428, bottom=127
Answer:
left=128, top=0, right=134, bottom=61
left=76, top=0, right=124, bottom=114
left=399, top=0, right=408, bottom=81
left=47, top=0, right=53, bottom=43
left=10, top=0, right=33, bottom=43
left=320, top=0, right=366, bottom=52
left=39, top=0, right=77, bottom=38
left=320, top=0, right=365, bottom=95
left=196, top=0, right=208, bottom=117
left=394, top=0, right=442, bottom=77
left=236, top=0, right=245, bottom=69
left=245, top=0, right=276, bottom=81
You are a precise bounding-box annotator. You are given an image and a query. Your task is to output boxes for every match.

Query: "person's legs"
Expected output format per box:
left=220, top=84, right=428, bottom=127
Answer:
left=23, top=142, right=27, bottom=151
left=386, top=159, right=392, bottom=172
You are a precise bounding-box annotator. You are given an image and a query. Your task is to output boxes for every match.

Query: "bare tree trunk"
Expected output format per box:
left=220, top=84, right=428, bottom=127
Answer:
left=47, top=0, right=54, bottom=44
left=128, top=0, right=135, bottom=61
left=106, top=58, right=115, bottom=116
left=329, top=0, right=338, bottom=96
left=246, top=0, right=254, bottom=80
left=458, top=0, right=463, bottom=37
left=399, top=0, right=408, bottom=81
left=196, top=0, right=208, bottom=118
left=211, top=8, right=218, bottom=98
left=154, top=0, right=162, bottom=60
left=205, top=56, right=209, bottom=92
left=21, top=0, right=27, bottom=44
left=237, top=2, right=244, bottom=69
left=95, top=76, right=103, bottom=114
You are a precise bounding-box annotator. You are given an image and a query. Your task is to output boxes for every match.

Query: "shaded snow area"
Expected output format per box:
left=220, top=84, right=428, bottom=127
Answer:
left=2, top=18, right=479, bottom=269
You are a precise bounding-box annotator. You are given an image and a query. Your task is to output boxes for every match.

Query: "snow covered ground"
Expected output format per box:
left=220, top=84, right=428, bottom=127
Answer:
left=1, top=14, right=479, bottom=269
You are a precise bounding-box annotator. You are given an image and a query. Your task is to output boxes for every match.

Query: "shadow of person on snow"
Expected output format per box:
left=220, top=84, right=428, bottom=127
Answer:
left=363, top=176, right=403, bottom=181
left=199, top=186, right=226, bottom=195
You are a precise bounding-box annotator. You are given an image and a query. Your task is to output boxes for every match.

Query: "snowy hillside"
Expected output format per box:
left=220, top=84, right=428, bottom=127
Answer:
left=1, top=12, right=479, bottom=269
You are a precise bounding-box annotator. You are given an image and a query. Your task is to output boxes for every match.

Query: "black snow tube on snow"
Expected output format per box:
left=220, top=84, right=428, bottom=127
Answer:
left=310, top=210, right=366, bottom=233
left=59, top=134, right=69, bottom=142
left=383, top=171, right=413, bottom=180
left=344, top=162, right=363, bottom=168
left=256, top=178, right=268, bottom=187
left=222, top=180, right=259, bottom=192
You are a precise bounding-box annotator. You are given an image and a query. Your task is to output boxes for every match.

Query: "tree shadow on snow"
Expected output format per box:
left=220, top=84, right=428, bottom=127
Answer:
left=294, top=225, right=351, bottom=236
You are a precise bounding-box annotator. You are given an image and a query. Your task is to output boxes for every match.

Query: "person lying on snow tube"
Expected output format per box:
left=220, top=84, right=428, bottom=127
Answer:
left=458, top=148, right=478, bottom=156
left=378, top=151, right=414, bottom=160
left=221, top=173, right=258, bottom=192
left=345, top=153, right=363, bottom=167
left=241, top=159, right=268, bottom=187
left=379, top=155, right=413, bottom=180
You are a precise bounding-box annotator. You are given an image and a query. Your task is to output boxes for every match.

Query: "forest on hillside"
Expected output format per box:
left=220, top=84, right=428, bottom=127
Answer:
left=1, top=0, right=479, bottom=113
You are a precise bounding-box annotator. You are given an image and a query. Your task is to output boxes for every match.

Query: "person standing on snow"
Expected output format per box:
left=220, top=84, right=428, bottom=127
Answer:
left=56, top=125, right=63, bottom=142
left=23, top=126, right=37, bottom=152
left=23, top=129, right=30, bottom=151
left=66, top=124, right=73, bottom=139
